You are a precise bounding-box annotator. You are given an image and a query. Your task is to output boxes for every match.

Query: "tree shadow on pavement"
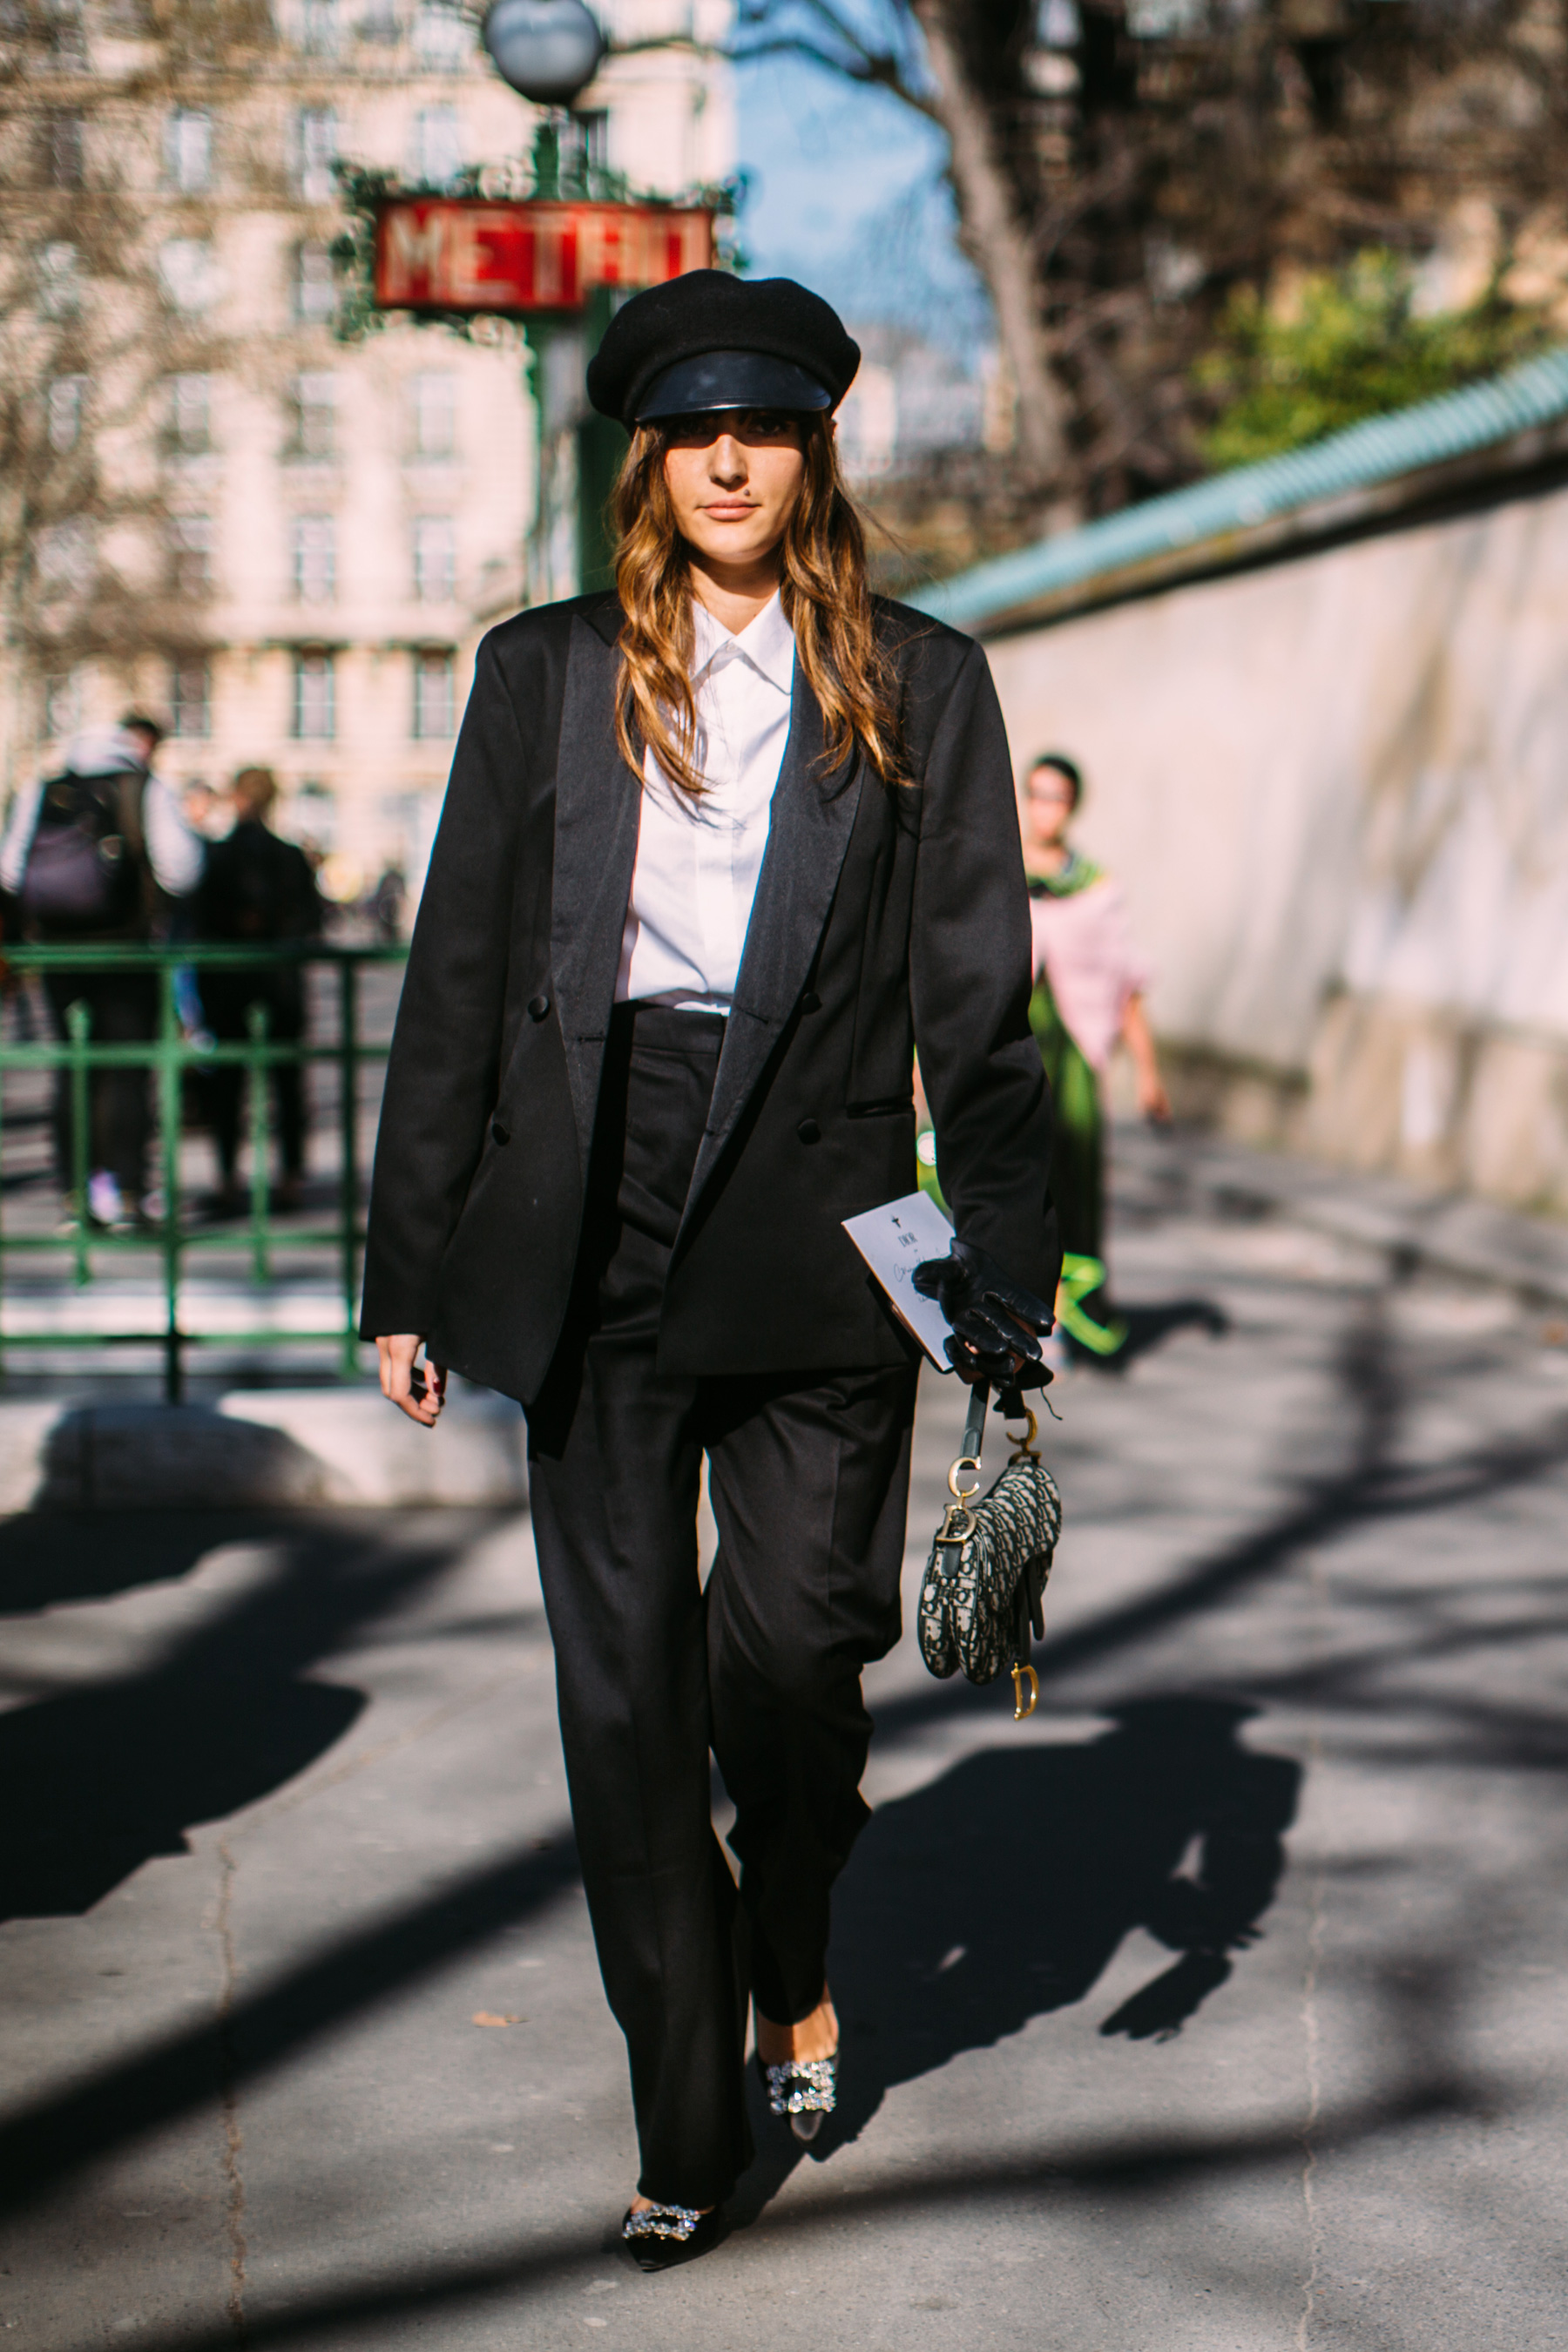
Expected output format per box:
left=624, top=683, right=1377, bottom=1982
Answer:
left=733, top=1696, right=1300, bottom=2220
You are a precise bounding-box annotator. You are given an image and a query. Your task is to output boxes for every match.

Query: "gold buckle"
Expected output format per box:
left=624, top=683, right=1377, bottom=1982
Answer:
left=947, top=1455, right=982, bottom=1500
left=1011, top=1663, right=1039, bottom=1721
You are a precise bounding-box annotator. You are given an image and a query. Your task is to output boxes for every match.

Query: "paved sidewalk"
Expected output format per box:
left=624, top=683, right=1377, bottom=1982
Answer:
left=3, top=1141, right=1568, bottom=2349
left=1117, top=1117, right=1568, bottom=1308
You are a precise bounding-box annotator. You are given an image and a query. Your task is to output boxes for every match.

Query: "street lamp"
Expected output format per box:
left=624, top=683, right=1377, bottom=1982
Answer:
left=479, top=0, right=614, bottom=602
left=481, top=0, right=605, bottom=106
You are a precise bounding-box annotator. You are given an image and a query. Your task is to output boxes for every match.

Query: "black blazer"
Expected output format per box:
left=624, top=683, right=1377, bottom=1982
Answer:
left=360, top=590, right=1058, bottom=1403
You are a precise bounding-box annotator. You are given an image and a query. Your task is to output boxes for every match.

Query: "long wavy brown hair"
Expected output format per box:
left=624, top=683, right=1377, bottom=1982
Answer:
left=612, top=411, right=904, bottom=794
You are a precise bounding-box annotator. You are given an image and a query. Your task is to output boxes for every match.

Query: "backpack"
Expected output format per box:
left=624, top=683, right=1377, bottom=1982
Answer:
left=20, top=769, right=147, bottom=936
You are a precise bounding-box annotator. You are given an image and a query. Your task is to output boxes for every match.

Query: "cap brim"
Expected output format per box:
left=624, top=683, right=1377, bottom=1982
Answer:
left=635, top=350, right=834, bottom=422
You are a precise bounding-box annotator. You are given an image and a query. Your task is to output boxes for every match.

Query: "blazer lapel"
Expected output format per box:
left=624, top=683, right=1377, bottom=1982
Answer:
left=679, top=670, right=863, bottom=1227
left=550, top=604, right=639, bottom=1176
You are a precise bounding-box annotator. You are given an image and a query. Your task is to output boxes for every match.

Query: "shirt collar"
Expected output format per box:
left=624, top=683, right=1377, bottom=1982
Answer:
left=691, top=592, right=795, bottom=695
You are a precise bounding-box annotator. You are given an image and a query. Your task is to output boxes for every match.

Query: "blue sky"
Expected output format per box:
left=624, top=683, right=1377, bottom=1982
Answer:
left=733, top=51, right=992, bottom=362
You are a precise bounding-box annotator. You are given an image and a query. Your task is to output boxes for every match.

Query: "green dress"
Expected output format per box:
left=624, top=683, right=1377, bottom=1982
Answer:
left=914, top=852, right=1125, bottom=1353
left=1027, top=857, right=1125, bottom=1355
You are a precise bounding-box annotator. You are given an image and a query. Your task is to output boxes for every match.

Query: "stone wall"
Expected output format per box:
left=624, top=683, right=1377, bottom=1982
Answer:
left=982, top=469, right=1568, bottom=1215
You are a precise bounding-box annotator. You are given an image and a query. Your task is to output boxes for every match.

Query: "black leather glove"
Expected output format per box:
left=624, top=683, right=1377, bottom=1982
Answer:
left=911, top=1239, right=1055, bottom=1386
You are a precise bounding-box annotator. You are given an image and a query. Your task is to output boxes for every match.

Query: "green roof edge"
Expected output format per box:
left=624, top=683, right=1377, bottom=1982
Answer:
left=907, top=343, right=1568, bottom=632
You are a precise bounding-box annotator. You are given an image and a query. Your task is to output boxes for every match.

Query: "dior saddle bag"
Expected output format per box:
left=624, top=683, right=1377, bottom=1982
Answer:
left=917, top=1380, right=1063, bottom=1720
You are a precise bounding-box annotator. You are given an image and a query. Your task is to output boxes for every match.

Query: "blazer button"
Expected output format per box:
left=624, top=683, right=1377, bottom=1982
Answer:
left=796, top=1118, right=821, bottom=1145
left=528, top=994, right=551, bottom=1022
left=800, top=990, right=821, bottom=1014
left=490, top=1119, right=510, bottom=1146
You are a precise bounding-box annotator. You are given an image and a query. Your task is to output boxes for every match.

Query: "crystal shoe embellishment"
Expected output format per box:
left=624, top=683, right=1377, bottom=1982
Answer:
left=760, top=2053, right=837, bottom=2116
left=623, top=2203, right=700, bottom=2243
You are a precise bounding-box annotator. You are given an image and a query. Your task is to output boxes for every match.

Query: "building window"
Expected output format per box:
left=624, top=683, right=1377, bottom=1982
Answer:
left=413, top=648, right=455, bottom=740
left=165, top=108, right=213, bottom=193
left=294, top=107, right=338, bottom=202
left=291, top=370, right=336, bottom=458
left=159, top=236, right=220, bottom=314
left=359, top=0, right=401, bottom=41
left=38, top=240, right=80, bottom=318
left=170, top=656, right=212, bottom=740
left=291, top=513, right=335, bottom=604
left=36, top=519, right=93, bottom=598
left=293, top=649, right=335, bottom=740
left=292, top=777, right=337, bottom=850
left=169, top=514, right=214, bottom=598
left=41, top=111, right=84, bottom=189
left=44, top=668, right=83, bottom=739
left=564, top=109, right=608, bottom=177
left=409, top=370, right=455, bottom=457
left=411, top=1, right=469, bottom=64
left=407, top=104, right=463, bottom=188
left=44, top=0, right=87, bottom=64
left=293, top=240, right=337, bottom=325
left=301, top=0, right=339, bottom=52
left=167, top=372, right=212, bottom=455
left=411, top=515, right=455, bottom=603
left=46, top=374, right=85, bottom=452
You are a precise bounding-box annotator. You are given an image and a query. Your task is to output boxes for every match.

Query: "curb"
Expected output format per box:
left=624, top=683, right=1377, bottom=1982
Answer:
left=0, top=1385, right=528, bottom=1513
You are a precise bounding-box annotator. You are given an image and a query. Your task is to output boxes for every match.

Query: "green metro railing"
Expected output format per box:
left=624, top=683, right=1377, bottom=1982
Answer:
left=0, top=941, right=407, bottom=1400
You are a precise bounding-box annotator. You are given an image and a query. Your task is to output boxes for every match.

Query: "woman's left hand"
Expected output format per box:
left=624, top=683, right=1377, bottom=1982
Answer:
left=912, top=1240, right=1052, bottom=1386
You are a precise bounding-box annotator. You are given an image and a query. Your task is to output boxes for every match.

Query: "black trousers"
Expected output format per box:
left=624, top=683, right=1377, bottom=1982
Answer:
left=44, top=969, right=158, bottom=1199
left=200, top=977, right=308, bottom=1184
left=525, top=1004, right=918, bottom=2209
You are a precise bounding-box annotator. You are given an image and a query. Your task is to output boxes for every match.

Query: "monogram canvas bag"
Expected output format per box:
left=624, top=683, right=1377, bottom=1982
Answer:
left=917, top=1381, right=1063, bottom=1720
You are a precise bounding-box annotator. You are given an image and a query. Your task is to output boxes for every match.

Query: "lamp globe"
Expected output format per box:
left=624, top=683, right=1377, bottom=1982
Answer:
left=481, top=0, right=605, bottom=105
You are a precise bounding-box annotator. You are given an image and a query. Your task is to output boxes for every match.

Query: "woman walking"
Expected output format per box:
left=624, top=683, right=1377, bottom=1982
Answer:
left=1021, top=752, right=1168, bottom=1353
left=362, top=273, right=1058, bottom=2266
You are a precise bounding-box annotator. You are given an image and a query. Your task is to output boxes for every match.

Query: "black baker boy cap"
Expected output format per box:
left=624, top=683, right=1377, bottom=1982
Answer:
left=586, top=270, right=862, bottom=428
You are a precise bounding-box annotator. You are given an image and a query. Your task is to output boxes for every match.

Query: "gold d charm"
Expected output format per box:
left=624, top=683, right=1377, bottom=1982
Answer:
left=1011, top=1663, right=1039, bottom=1721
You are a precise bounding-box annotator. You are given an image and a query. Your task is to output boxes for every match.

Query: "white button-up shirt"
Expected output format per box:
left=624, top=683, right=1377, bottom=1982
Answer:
left=615, top=591, right=795, bottom=1015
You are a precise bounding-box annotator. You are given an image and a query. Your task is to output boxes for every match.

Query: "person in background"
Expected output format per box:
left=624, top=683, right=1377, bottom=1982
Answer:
left=1022, top=750, right=1170, bottom=1355
left=168, top=778, right=228, bottom=1044
left=367, top=862, right=406, bottom=943
left=196, top=767, right=322, bottom=1216
left=119, top=712, right=165, bottom=774
left=0, top=723, right=203, bottom=1230
left=179, top=777, right=227, bottom=841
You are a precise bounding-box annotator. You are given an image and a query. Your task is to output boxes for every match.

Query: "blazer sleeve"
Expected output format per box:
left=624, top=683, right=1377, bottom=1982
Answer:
left=359, top=634, right=527, bottom=1338
left=909, top=639, right=1061, bottom=1304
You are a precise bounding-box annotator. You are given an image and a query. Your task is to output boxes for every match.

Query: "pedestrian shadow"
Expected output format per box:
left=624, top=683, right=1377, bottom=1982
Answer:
left=734, top=1696, right=1299, bottom=2220
left=0, top=1510, right=501, bottom=1923
left=1073, top=1298, right=1230, bottom=1373
left=0, top=1660, right=365, bottom=1919
left=0, top=1497, right=298, bottom=1615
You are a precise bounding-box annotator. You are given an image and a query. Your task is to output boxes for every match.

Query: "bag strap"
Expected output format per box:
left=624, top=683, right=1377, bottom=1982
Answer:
left=935, top=1378, right=990, bottom=1552
left=961, top=1379, right=988, bottom=1463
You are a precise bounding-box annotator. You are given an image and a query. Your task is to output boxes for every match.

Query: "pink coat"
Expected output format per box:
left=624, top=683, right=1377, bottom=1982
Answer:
left=1030, top=876, right=1152, bottom=1073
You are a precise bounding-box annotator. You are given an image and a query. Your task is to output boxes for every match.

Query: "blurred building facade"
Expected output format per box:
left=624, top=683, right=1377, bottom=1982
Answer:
left=0, top=0, right=733, bottom=903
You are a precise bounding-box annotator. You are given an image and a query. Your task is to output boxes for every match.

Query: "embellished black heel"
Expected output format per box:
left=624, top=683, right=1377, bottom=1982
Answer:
left=756, top=2048, right=839, bottom=2143
left=620, top=2202, right=723, bottom=2272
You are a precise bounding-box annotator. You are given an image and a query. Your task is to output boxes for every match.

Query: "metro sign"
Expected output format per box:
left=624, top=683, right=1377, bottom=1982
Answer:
left=374, top=198, right=714, bottom=316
